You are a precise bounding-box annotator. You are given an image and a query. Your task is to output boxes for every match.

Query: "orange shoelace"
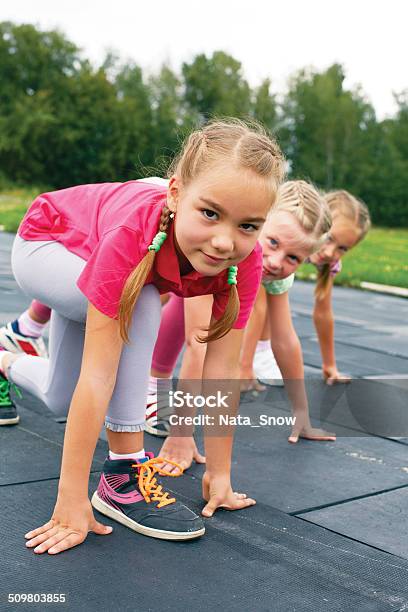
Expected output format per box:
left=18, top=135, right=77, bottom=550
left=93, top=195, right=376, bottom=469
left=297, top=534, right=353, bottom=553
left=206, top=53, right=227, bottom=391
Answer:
left=132, top=458, right=183, bottom=508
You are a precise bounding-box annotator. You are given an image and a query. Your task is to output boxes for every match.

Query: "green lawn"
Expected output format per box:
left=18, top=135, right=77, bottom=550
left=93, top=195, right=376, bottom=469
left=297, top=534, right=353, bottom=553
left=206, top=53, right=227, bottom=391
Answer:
left=1, top=186, right=407, bottom=289
left=0, top=187, right=46, bottom=234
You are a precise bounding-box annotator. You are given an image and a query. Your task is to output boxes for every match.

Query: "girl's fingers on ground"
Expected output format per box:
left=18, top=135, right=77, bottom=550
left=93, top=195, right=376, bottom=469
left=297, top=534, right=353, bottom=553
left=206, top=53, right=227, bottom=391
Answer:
left=326, top=375, right=351, bottom=385
left=34, top=530, right=72, bottom=554
left=193, top=451, right=206, bottom=464
left=222, top=497, right=256, bottom=511
left=48, top=532, right=85, bottom=555
left=233, top=497, right=256, bottom=509
left=161, top=461, right=185, bottom=473
left=233, top=492, right=247, bottom=499
left=26, top=526, right=59, bottom=547
left=90, top=521, right=112, bottom=535
left=25, top=520, right=55, bottom=539
left=288, top=429, right=302, bottom=443
left=202, top=497, right=220, bottom=517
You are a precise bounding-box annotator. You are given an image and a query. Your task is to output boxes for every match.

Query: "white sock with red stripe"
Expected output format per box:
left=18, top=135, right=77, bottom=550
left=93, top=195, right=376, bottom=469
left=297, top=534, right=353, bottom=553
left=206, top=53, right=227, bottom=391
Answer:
left=148, top=375, right=157, bottom=396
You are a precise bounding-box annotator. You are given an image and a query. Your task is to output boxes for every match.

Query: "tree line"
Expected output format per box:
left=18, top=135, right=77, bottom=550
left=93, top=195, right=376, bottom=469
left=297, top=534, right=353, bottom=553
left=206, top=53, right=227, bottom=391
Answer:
left=1, top=22, right=407, bottom=226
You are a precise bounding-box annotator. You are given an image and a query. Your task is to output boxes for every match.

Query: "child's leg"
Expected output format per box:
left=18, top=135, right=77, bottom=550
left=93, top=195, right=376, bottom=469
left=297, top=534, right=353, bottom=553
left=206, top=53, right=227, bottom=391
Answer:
left=7, top=235, right=89, bottom=417
left=30, top=300, right=51, bottom=324
left=8, top=311, right=85, bottom=419
left=94, top=286, right=205, bottom=541
left=252, top=287, right=283, bottom=387
left=239, top=286, right=267, bottom=390
left=0, top=298, right=50, bottom=357
left=146, top=293, right=185, bottom=437
left=104, top=284, right=162, bottom=434
left=151, top=293, right=185, bottom=377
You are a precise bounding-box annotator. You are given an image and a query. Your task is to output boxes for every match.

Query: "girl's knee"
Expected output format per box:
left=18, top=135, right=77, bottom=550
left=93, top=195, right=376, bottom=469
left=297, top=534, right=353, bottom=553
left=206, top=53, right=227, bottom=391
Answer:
left=45, top=395, right=70, bottom=420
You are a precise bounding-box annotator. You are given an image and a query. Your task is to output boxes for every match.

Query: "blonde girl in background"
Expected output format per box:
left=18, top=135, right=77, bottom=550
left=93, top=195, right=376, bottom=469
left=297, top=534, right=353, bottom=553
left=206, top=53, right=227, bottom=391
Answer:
left=240, top=180, right=337, bottom=443
left=308, top=190, right=371, bottom=384
left=251, top=189, right=371, bottom=392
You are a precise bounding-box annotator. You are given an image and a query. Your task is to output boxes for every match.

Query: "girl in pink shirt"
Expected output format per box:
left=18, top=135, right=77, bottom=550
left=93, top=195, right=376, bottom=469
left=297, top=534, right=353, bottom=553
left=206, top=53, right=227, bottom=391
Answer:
left=0, top=119, right=284, bottom=554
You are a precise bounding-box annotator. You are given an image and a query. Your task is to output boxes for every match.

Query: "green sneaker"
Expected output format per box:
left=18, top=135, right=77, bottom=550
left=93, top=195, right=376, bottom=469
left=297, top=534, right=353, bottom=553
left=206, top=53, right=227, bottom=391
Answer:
left=0, top=372, right=21, bottom=425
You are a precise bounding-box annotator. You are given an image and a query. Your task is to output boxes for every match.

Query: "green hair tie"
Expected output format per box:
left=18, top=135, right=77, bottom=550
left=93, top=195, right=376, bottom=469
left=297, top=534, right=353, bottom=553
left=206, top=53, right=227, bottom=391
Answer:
left=148, top=231, right=167, bottom=252
left=227, top=265, right=238, bottom=285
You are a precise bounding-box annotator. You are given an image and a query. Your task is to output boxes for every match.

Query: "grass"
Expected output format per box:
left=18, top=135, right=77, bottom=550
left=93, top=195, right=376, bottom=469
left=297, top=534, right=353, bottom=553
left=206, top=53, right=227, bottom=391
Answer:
left=1, top=186, right=407, bottom=289
left=0, top=186, right=47, bottom=233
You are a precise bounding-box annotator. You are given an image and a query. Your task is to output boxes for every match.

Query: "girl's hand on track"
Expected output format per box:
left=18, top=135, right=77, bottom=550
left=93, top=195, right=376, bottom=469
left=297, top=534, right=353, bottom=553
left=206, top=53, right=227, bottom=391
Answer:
left=323, top=365, right=351, bottom=385
left=158, top=436, right=205, bottom=473
left=288, top=426, right=336, bottom=444
left=201, top=472, right=256, bottom=517
left=25, top=497, right=112, bottom=555
left=239, top=366, right=266, bottom=392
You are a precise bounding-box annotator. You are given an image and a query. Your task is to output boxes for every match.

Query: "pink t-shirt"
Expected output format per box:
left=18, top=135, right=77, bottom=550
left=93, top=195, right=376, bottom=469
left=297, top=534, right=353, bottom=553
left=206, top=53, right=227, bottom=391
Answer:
left=18, top=181, right=262, bottom=328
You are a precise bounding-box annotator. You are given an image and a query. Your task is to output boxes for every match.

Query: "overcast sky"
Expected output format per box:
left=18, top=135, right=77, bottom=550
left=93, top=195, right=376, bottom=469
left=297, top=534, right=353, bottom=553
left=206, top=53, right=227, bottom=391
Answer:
left=2, top=0, right=407, bottom=119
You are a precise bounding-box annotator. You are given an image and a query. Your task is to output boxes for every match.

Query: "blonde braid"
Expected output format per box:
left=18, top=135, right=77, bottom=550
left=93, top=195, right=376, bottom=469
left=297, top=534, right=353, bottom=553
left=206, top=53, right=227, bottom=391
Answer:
left=119, top=205, right=173, bottom=343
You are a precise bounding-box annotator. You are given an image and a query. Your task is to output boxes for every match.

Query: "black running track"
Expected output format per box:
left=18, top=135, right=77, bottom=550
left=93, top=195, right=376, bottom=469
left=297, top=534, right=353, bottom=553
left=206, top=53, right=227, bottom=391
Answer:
left=1, top=231, right=408, bottom=612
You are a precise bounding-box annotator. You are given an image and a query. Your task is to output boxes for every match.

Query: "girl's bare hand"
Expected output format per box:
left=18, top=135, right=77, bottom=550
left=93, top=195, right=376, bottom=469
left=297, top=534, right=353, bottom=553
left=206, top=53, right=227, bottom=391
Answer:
left=288, top=426, right=336, bottom=444
left=323, top=366, right=351, bottom=385
left=158, top=436, right=206, bottom=473
left=239, top=366, right=266, bottom=392
left=25, top=497, right=112, bottom=555
left=201, top=472, right=256, bottom=517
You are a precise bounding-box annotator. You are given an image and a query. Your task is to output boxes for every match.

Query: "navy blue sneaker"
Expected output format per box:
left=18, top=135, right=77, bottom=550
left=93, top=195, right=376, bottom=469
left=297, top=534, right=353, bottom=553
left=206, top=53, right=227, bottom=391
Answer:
left=0, top=372, right=20, bottom=425
left=91, top=454, right=205, bottom=540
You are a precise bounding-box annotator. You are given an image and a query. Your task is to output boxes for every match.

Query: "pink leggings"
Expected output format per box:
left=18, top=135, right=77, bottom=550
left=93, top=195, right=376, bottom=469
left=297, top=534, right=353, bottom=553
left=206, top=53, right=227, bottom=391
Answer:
left=31, top=300, right=52, bottom=322
left=28, top=294, right=185, bottom=376
left=151, top=294, right=185, bottom=375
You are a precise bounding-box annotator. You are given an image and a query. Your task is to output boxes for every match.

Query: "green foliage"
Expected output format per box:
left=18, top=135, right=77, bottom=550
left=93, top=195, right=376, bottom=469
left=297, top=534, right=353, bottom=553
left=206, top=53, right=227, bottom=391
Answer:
left=0, top=186, right=49, bottom=232
left=252, top=79, right=278, bottom=132
left=182, top=51, right=251, bottom=120
left=0, top=21, right=407, bottom=226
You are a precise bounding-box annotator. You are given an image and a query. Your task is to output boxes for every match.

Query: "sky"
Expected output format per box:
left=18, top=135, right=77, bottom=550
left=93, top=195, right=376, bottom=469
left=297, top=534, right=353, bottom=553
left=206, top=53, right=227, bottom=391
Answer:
left=1, top=0, right=407, bottom=119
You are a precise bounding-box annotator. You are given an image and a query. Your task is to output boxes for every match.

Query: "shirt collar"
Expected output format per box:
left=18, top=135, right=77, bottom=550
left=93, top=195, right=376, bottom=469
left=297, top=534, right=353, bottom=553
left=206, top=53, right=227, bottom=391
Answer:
left=155, top=218, right=203, bottom=287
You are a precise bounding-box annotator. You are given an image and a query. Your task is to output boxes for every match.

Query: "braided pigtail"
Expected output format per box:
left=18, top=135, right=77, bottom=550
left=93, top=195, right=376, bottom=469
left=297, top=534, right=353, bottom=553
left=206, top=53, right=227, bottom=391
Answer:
left=118, top=206, right=172, bottom=343
left=315, top=264, right=331, bottom=301
left=197, top=266, right=239, bottom=343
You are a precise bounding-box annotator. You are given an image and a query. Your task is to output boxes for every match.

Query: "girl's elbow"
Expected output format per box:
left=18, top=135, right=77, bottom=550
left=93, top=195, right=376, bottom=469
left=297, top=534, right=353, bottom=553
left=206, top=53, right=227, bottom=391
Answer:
left=78, top=372, right=117, bottom=396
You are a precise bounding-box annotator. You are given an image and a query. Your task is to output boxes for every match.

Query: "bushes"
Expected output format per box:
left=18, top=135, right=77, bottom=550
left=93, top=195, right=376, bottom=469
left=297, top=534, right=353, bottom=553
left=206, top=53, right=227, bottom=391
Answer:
left=1, top=22, right=407, bottom=226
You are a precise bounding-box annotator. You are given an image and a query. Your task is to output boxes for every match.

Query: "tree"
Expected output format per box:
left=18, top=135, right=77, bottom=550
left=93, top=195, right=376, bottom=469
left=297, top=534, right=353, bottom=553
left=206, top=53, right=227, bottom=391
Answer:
left=280, top=64, right=376, bottom=190
left=182, top=51, right=251, bottom=121
left=114, top=62, right=154, bottom=179
left=252, top=78, right=278, bottom=133
left=148, top=65, right=192, bottom=174
left=0, top=21, right=83, bottom=184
